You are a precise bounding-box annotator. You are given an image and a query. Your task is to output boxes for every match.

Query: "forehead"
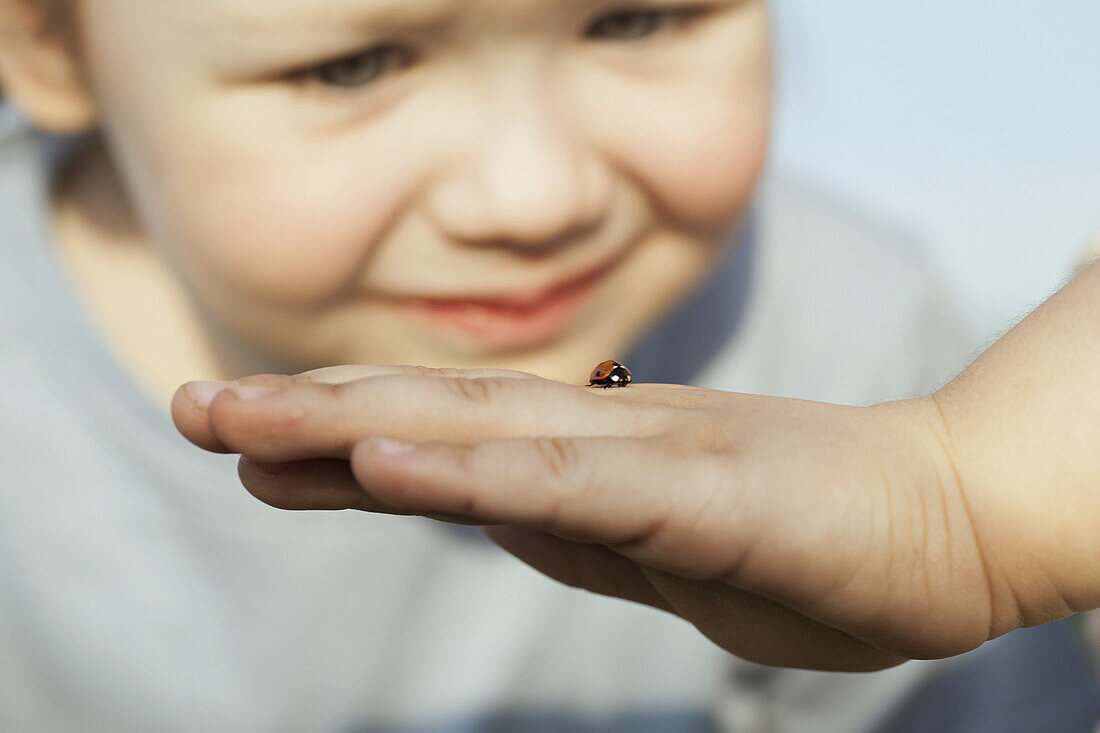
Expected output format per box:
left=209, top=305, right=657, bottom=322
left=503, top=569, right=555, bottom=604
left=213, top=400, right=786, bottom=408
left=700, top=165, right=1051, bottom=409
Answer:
left=181, top=0, right=603, bottom=34
left=185, top=0, right=454, bottom=32
left=98, top=0, right=758, bottom=56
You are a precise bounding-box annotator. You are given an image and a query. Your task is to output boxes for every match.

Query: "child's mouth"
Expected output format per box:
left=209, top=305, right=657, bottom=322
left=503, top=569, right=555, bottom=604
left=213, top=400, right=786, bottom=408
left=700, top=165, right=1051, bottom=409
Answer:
left=401, top=261, right=612, bottom=350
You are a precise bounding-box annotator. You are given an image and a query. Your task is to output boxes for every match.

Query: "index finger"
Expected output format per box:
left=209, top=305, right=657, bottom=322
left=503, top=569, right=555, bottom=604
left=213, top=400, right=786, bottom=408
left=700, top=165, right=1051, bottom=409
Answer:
left=171, top=364, right=541, bottom=453
left=197, top=370, right=661, bottom=462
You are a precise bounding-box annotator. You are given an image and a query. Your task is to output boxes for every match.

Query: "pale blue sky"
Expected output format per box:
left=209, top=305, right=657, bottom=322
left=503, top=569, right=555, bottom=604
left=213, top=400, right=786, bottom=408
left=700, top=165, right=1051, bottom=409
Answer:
left=770, top=0, right=1100, bottom=339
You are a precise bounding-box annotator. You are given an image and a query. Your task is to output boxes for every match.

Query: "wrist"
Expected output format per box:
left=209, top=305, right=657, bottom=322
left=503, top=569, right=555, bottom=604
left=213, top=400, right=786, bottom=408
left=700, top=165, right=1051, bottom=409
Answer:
left=873, top=395, right=1029, bottom=642
left=924, top=387, right=1090, bottom=635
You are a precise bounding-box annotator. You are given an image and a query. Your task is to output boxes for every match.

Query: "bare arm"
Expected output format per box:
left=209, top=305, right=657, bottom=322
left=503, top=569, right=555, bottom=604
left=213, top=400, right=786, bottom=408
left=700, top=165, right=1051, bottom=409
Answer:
left=933, top=256, right=1100, bottom=636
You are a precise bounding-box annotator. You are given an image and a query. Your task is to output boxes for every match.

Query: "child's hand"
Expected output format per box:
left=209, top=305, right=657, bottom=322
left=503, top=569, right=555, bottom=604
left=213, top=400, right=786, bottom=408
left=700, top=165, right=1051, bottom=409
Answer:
left=172, top=366, right=998, bottom=672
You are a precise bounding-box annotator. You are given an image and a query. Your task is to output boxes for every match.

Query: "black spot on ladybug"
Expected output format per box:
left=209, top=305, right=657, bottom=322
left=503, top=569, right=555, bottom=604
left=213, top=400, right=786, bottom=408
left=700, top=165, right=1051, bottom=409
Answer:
left=588, top=360, right=632, bottom=388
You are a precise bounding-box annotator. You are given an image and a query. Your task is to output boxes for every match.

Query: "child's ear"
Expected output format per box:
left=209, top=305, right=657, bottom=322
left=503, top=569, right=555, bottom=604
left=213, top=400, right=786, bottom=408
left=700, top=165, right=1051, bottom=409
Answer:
left=0, top=0, right=96, bottom=133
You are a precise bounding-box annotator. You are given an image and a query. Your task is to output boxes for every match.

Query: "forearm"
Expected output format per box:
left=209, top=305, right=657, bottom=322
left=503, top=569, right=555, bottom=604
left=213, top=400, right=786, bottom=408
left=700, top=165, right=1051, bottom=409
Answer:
left=932, top=258, right=1100, bottom=634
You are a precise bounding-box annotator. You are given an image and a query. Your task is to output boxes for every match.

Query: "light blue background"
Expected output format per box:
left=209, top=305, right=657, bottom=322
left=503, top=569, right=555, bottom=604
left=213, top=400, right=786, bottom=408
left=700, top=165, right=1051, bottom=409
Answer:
left=770, top=0, right=1100, bottom=339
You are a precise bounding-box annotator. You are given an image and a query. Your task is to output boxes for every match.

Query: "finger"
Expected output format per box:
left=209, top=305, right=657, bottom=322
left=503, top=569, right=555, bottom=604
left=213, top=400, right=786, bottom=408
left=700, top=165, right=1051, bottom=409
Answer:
left=482, top=525, right=676, bottom=613
left=173, top=378, right=303, bottom=454
left=645, top=567, right=906, bottom=671
left=203, top=373, right=657, bottom=463
left=282, top=364, right=543, bottom=386
left=237, top=457, right=502, bottom=528
left=172, top=364, right=541, bottom=454
left=171, top=385, right=236, bottom=453
left=236, top=456, right=412, bottom=514
left=348, top=434, right=734, bottom=570
left=482, top=523, right=905, bottom=671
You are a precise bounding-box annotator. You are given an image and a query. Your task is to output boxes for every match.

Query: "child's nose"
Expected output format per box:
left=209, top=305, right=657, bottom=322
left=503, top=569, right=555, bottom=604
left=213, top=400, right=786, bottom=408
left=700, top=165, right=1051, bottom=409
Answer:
left=424, top=104, right=611, bottom=253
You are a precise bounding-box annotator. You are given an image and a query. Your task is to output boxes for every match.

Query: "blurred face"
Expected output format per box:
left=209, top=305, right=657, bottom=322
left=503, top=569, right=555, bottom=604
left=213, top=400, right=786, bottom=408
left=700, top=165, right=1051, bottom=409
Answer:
left=69, top=0, right=771, bottom=382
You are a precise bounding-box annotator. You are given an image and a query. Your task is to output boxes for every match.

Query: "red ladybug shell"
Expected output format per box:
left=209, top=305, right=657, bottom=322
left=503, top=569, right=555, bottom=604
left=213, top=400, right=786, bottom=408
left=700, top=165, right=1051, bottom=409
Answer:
left=589, top=360, right=618, bottom=380
left=588, top=360, right=632, bottom=388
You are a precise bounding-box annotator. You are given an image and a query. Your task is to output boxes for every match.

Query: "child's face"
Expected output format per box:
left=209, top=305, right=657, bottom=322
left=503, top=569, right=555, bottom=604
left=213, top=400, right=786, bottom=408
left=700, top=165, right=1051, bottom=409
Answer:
left=72, top=0, right=770, bottom=379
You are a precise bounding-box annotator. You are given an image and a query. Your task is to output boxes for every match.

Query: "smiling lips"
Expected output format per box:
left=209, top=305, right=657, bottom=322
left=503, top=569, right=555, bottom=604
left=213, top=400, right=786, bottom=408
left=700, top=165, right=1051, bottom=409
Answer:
left=401, top=260, right=615, bottom=350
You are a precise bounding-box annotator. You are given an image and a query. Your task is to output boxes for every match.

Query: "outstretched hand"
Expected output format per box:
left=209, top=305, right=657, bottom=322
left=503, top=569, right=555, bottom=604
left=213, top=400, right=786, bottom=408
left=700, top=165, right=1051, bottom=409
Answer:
left=172, top=365, right=1001, bottom=672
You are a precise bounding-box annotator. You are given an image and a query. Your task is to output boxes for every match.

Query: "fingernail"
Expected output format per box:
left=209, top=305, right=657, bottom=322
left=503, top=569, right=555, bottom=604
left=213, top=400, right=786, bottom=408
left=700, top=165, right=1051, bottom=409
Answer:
left=366, top=437, right=418, bottom=455
left=185, top=380, right=229, bottom=409
left=228, top=385, right=278, bottom=400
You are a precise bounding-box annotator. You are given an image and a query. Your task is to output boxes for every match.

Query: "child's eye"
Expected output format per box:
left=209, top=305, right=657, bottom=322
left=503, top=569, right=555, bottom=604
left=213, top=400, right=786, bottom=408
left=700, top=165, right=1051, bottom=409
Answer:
left=585, top=6, right=704, bottom=41
left=304, top=44, right=414, bottom=89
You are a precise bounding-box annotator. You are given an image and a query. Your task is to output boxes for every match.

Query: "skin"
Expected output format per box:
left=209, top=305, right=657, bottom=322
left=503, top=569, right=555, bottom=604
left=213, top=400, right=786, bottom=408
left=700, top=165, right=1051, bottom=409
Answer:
left=0, top=0, right=770, bottom=405
left=169, top=256, right=1100, bottom=672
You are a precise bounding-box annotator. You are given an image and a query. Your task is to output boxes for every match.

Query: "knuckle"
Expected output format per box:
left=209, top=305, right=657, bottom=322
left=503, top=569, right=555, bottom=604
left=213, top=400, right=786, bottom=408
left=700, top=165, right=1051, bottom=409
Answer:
left=431, top=366, right=472, bottom=378
left=329, top=379, right=363, bottom=402
left=403, top=364, right=450, bottom=378
left=696, top=424, right=732, bottom=455
left=532, top=436, right=581, bottom=483
left=446, top=376, right=498, bottom=405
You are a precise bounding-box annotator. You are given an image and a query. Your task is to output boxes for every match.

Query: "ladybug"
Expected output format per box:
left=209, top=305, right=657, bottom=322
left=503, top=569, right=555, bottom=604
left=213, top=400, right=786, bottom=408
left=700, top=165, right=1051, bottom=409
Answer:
left=587, top=360, right=632, bottom=388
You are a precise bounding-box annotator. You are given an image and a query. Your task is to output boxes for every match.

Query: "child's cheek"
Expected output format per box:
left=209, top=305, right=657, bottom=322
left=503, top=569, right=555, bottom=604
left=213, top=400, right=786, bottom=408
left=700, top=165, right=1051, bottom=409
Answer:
left=620, top=78, right=770, bottom=228
left=640, top=98, right=769, bottom=228
left=579, top=41, right=772, bottom=230
left=166, top=149, right=413, bottom=307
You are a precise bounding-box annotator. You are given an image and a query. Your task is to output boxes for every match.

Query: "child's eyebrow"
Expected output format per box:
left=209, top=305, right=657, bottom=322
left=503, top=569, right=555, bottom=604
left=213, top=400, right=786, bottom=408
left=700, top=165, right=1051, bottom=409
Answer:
left=191, top=0, right=460, bottom=37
